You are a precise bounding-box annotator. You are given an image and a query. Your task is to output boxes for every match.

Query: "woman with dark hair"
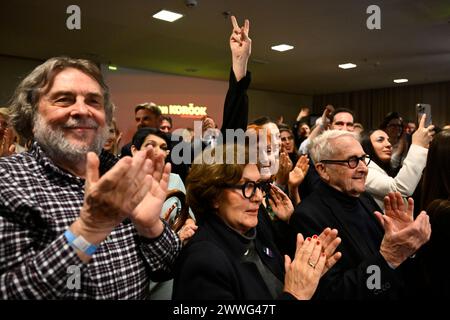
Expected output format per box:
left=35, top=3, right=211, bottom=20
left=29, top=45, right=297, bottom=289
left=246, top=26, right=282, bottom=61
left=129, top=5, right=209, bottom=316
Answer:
left=379, top=111, right=408, bottom=168
left=360, top=115, right=434, bottom=210
left=103, top=118, right=122, bottom=156
left=131, top=127, right=196, bottom=237
left=172, top=143, right=341, bottom=300
left=277, top=124, right=309, bottom=205
left=278, top=124, right=298, bottom=163
left=418, top=130, right=450, bottom=297
left=131, top=127, right=197, bottom=299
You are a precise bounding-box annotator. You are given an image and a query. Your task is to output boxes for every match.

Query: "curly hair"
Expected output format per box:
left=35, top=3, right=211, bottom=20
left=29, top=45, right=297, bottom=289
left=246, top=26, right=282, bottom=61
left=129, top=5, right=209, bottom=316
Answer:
left=9, top=57, right=114, bottom=140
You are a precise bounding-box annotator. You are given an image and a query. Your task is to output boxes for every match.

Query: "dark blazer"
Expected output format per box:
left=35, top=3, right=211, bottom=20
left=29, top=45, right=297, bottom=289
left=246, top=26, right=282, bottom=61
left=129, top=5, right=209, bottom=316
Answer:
left=290, top=181, right=409, bottom=300
left=298, top=162, right=322, bottom=201
left=172, top=211, right=294, bottom=300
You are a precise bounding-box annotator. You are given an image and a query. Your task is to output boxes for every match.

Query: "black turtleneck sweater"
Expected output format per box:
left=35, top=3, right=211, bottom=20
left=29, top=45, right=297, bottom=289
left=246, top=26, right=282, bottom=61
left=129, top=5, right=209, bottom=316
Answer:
left=320, top=182, right=383, bottom=255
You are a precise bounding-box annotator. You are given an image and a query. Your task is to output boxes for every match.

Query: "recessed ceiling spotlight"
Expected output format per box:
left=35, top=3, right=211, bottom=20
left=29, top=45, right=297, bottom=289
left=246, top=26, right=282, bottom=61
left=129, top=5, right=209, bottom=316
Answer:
left=338, top=63, right=357, bottom=69
left=271, top=44, right=294, bottom=52
left=153, top=10, right=183, bottom=22
left=393, top=78, right=408, bottom=83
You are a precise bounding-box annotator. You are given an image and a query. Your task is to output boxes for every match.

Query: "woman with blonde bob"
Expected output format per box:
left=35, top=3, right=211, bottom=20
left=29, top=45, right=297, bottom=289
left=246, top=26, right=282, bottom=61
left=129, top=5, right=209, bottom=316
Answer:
left=172, top=143, right=341, bottom=300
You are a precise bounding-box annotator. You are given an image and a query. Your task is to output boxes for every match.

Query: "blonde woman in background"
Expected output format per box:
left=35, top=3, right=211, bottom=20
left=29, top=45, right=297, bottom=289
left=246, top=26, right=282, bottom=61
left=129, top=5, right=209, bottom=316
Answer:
left=103, top=118, right=122, bottom=156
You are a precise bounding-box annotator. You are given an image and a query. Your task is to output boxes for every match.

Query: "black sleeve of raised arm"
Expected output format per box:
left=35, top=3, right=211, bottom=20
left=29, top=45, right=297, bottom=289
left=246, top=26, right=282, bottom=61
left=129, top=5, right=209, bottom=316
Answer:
left=221, top=68, right=251, bottom=135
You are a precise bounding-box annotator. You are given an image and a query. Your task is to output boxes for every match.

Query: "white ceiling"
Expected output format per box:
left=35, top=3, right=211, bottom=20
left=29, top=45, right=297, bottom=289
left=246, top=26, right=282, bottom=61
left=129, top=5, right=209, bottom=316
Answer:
left=1, top=0, right=450, bottom=95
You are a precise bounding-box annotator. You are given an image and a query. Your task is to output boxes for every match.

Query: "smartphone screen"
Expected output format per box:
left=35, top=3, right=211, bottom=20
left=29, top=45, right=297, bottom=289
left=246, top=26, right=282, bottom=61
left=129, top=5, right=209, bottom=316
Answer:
left=415, top=103, right=432, bottom=127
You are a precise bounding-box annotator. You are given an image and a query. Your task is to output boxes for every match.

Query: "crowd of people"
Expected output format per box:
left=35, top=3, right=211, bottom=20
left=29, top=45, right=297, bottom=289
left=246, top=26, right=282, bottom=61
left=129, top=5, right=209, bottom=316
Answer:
left=0, top=15, right=449, bottom=300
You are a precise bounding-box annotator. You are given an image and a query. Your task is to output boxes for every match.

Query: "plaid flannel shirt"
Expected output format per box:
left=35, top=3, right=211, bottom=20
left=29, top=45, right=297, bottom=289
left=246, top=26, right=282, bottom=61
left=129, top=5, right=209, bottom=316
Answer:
left=0, top=142, right=181, bottom=299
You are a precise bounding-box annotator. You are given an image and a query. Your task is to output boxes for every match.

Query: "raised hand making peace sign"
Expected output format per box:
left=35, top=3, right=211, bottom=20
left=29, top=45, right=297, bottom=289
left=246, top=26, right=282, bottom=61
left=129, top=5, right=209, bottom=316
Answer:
left=230, top=15, right=251, bottom=81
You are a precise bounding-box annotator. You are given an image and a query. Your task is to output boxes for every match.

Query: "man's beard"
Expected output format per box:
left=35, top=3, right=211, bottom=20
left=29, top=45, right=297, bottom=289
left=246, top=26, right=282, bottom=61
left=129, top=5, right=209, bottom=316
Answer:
left=33, top=114, right=108, bottom=165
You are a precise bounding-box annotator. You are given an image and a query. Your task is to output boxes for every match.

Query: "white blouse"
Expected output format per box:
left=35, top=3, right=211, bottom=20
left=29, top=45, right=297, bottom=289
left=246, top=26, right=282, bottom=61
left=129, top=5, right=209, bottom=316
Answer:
left=365, top=144, right=428, bottom=210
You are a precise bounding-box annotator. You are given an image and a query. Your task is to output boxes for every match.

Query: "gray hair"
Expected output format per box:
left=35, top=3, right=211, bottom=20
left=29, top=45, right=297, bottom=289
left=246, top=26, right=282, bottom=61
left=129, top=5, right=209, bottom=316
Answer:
left=310, top=130, right=359, bottom=163
left=9, top=57, right=114, bottom=140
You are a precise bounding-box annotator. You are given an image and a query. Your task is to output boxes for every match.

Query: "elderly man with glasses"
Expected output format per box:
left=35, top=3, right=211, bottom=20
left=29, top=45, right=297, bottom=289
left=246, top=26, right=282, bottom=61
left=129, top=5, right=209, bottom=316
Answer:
left=289, top=130, right=431, bottom=300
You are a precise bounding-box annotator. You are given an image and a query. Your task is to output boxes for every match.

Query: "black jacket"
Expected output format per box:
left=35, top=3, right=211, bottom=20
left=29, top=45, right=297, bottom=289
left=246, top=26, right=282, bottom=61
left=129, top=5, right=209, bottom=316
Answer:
left=172, top=211, right=294, bottom=300
left=220, top=69, right=250, bottom=134
left=290, top=181, right=409, bottom=300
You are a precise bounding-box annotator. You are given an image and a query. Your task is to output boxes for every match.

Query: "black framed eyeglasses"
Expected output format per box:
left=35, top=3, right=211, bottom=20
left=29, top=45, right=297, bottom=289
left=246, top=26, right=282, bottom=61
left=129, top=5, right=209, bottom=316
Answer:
left=320, top=154, right=371, bottom=169
left=223, top=180, right=271, bottom=199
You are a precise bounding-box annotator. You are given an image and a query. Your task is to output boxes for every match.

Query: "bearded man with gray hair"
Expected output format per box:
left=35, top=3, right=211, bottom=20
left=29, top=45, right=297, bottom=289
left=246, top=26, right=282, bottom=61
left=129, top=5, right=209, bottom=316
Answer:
left=289, top=130, right=431, bottom=300
left=0, top=57, right=181, bottom=299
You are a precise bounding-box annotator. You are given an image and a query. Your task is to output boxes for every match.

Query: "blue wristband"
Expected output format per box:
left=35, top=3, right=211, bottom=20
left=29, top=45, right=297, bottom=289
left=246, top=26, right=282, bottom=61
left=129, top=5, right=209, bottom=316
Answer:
left=64, top=229, right=98, bottom=256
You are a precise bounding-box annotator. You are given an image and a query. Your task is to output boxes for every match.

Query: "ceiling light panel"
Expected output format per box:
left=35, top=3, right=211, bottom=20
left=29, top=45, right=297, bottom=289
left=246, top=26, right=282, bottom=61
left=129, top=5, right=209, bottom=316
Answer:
left=271, top=44, right=294, bottom=52
left=338, top=63, right=357, bottom=69
left=153, top=10, right=183, bottom=22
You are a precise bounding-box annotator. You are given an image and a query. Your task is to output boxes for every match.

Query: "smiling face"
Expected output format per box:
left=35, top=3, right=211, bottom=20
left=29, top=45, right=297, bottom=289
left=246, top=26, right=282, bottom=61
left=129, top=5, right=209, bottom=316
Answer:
left=260, top=122, right=280, bottom=179
left=34, top=67, right=107, bottom=161
left=246, top=122, right=281, bottom=180
left=280, top=130, right=295, bottom=153
left=370, top=130, right=392, bottom=163
left=215, top=164, right=263, bottom=234
left=316, top=135, right=368, bottom=197
left=103, top=125, right=117, bottom=152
